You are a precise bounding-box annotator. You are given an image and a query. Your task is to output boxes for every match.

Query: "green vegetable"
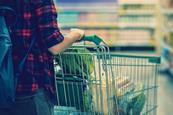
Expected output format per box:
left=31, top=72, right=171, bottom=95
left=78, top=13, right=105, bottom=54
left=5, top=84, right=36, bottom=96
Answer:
left=130, top=84, right=146, bottom=115
left=83, top=88, right=93, bottom=111
left=132, top=92, right=146, bottom=115
left=118, top=83, right=146, bottom=115
left=55, top=48, right=94, bottom=79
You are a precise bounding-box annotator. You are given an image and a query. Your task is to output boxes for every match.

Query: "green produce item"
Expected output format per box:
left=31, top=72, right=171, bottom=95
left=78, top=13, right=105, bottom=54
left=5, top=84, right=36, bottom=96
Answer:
left=118, top=83, right=146, bottom=115
left=55, top=48, right=94, bottom=79
left=131, top=84, right=146, bottom=115
left=83, top=88, right=93, bottom=111
left=132, top=92, right=146, bottom=115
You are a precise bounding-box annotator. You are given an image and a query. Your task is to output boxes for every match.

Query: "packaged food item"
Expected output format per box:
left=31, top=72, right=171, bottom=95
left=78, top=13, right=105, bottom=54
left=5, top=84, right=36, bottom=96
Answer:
left=116, top=82, right=135, bottom=97
left=117, top=83, right=146, bottom=115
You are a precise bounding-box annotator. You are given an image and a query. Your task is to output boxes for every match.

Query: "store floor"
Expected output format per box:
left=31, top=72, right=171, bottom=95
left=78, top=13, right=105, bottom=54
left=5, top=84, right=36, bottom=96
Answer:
left=157, top=73, right=173, bottom=115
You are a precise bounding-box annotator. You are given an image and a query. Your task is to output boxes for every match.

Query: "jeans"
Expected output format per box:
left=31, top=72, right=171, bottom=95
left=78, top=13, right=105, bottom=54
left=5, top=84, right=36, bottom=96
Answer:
left=0, top=89, right=54, bottom=115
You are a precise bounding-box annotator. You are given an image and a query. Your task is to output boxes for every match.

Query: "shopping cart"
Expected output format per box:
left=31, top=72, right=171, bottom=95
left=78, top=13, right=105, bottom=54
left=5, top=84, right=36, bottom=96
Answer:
left=54, top=35, right=160, bottom=115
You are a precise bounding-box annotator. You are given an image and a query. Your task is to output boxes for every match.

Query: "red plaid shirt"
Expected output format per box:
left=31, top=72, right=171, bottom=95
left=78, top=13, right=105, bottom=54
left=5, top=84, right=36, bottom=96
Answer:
left=9, top=0, right=64, bottom=101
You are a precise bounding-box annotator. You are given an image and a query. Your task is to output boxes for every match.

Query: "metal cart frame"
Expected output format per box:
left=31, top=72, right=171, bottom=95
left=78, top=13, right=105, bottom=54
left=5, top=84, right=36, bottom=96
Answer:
left=54, top=35, right=160, bottom=115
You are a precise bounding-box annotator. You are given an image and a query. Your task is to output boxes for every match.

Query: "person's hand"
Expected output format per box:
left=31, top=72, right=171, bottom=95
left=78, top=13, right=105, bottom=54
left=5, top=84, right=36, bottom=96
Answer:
left=70, top=28, right=85, bottom=41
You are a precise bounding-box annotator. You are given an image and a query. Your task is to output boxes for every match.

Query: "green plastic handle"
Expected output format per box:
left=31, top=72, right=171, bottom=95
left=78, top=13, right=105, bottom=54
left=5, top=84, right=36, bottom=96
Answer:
left=81, top=34, right=103, bottom=45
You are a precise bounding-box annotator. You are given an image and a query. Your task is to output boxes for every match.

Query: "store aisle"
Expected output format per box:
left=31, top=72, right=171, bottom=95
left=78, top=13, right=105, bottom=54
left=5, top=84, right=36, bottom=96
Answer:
left=157, top=73, right=173, bottom=115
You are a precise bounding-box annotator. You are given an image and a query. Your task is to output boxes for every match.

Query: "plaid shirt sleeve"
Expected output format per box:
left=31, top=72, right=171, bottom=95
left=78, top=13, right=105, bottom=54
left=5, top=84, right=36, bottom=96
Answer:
left=34, top=0, right=64, bottom=48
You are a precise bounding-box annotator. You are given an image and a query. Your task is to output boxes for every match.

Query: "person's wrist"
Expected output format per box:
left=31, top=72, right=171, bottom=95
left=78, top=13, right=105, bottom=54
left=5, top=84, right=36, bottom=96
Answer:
left=65, top=32, right=80, bottom=42
left=71, top=32, right=81, bottom=41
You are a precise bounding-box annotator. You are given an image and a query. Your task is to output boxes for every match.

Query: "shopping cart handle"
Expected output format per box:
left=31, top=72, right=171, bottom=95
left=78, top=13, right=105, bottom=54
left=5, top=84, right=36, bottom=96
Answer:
left=81, top=35, right=103, bottom=45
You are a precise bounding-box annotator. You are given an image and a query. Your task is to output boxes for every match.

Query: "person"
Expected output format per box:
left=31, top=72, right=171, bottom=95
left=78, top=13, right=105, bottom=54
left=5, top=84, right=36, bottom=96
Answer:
left=0, top=0, right=84, bottom=115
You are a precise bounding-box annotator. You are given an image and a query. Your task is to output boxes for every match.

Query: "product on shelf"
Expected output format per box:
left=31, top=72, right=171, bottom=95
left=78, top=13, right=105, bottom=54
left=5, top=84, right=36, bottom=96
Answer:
left=117, top=0, right=159, bottom=50
left=58, top=11, right=118, bottom=27
left=58, top=0, right=160, bottom=50
left=116, top=29, right=152, bottom=45
left=160, top=34, right=173, bottom=72
left=161, top=0, right=173, bottom=8
left=119, top=0, right=159, bottom=5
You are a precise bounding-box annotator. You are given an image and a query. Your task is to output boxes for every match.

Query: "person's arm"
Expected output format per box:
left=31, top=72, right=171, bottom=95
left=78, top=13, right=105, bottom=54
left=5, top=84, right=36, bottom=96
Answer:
left=33, top=0, right=84, bottom=55
left=48, top=29, right=84, bottom=55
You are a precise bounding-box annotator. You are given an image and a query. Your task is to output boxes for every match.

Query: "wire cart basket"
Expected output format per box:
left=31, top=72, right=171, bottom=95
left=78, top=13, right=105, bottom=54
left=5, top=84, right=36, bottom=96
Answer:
left=54, top=35, right=160, bottom=115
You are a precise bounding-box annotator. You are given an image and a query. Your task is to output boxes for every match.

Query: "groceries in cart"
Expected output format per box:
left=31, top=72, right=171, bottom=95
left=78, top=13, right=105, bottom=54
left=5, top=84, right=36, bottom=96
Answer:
left=114, top=77, right=146, bottom=115
left=55, top=48, right=94, bottom=79
left=55, top=49, right=146, bottom=115
left=54, top=35, right=159, bottom=115
left=91, top=75, right=146, bottom=115
left=55, top=48, right=94, bottom=112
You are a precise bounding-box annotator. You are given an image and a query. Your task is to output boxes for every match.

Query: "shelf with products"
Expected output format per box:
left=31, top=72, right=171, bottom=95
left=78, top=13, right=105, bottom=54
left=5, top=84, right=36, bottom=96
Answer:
left=61, top=27, right=155, bottom=51
left=163, top=9, right=173, bottom=31
left=57, top=3, right=120, bottom=47
left=119, top=0, right=159, bottom=5
left=161, top=39, right=173, bottom=75
left=118, top=11, right=155, bottom=16
left=160, top=3, right=173, bottom=77
left=118, top=3, right=157, bottom=16
left=118, top=23, right=156, bottom=29
left=117, top=0, right=160, bottom=51
left=57, top=0, right=159, bottom=51
left=60, top=25, right=155, bottom=30
left=160, top=0, right=173, bottom=9
left=163, top=9, right=173, bottom=15
left=58, top=10, right=118, bottom=29
left=161, top=5, right=173, bottom=75
left=161, top=27, right=173, bottom=74
left=57, top=5, right=118, bottom=13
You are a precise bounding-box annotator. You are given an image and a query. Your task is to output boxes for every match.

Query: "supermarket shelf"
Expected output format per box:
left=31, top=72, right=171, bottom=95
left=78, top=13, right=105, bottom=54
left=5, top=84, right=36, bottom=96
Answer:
left=118, top=13, right=155, bottom=16
left=163, top=9, right=173, bottom=15
left=60, top=25, right=155, bottom=31
left=118, top=25, right=156, bottom=30
left=57, top=3, right=117, bottom=13
left=119, top=0, right=159, bottom=5
left=118, top=10, right=155, bottom=16
left=59, top=9, right=155, bottom=15
left=58, top=9, right=117, bottom=14
left=161, top=40, right=173, bottom=53
left=117, top=0, right=159, bottom=52
left=85, top=40, right=156, bottom=52
left=60, top=25, right=118, bottom=30
left=119, top=14, right=154, bottom=17
left=161, top=40, right=173, bottom=76
left=57, top=0, right=159, bottom=52
left=164, top=28, right=173, bottom=32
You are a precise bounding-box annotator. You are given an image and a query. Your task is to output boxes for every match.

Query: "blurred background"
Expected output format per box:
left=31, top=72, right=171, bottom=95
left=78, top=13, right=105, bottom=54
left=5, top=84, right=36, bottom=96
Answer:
left=55, top=0, right=173, bottom=114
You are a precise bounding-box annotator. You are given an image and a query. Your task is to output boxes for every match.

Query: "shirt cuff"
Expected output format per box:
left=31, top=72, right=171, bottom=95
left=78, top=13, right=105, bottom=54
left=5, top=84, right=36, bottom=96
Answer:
left=46, top=32, right=64, bottom=48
